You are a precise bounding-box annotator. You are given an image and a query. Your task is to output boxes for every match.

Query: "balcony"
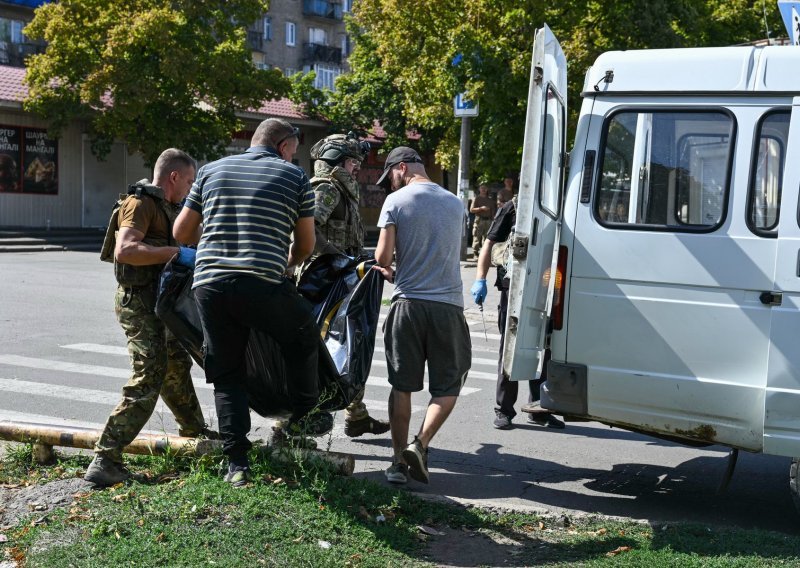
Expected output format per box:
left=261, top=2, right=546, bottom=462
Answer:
left=303, top=0, right=343, bottom=21
left=302, top=42, right=342, bottom=65
left=0, top=41, right=46, bottom=67
left=246, top=30, right=264, bottom=52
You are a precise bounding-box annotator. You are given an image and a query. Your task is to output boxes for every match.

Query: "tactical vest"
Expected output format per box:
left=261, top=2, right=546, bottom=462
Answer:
left=311, top=173, right=364, bottom=255
left=100, top=181, right=177, bottom=287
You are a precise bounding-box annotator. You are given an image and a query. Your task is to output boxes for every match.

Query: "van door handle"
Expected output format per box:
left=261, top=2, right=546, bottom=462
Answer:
left=759, top=291, right=783, bottom=306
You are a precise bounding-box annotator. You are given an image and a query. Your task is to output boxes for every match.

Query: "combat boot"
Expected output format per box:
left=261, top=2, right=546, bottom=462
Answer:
left=84, top=455, right=130, bottom=487
left=344, top=416, right=390, bottom=437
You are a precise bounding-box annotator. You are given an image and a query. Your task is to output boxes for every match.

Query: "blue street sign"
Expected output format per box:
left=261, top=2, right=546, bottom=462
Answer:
left=778, top=0, right=800, bottom=45
left=454, top=92, right=479, bottom=117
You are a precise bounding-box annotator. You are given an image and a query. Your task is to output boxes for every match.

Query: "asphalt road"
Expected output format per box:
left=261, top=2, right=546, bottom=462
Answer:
left=1, top=251, right=797, bottom=534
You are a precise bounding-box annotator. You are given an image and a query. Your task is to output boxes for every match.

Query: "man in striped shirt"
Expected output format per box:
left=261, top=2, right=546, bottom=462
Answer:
left=174, top=118, right=332, bottom=486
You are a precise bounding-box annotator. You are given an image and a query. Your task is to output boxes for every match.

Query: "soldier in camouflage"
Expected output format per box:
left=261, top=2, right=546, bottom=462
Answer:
left=85, top=148, right=215, bottom=487
left=308, top=133, right=390, bottom=438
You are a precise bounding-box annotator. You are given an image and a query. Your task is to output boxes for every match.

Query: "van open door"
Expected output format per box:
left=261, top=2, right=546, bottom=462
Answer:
left=766, top=96, right=800, bottom=459
left=502, top=24, right=568, bottom=381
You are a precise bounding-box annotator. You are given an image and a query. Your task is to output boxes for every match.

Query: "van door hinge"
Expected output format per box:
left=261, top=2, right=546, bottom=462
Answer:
left=533, top=66, right=543, bottom=84
left=759, top=291, right=783, bottom=306
left=511, top=235, right=529, bottom=259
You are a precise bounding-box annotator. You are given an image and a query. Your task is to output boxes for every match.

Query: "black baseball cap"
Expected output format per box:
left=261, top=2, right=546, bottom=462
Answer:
left=377, top=146, right=422, bottom=189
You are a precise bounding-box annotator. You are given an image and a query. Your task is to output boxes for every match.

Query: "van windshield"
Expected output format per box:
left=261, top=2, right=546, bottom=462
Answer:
left=596, top=110, right=734, bottom=230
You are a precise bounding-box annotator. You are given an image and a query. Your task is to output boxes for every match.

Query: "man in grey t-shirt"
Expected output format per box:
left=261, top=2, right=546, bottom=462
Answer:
left=374, top=146, right=471, bottom=485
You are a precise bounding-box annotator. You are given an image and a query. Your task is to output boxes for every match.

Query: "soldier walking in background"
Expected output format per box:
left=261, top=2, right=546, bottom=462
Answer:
left=470, top=183, right=495, bottom=257
left=306, top=132, right=391, bottom=438
left=85, top=148, right=213, bottom=487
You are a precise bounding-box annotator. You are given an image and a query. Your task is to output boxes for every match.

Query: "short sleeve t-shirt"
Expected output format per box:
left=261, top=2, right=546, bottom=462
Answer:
left=117, top=196, right=170, bottom=243
left=184, top=146, right=314, bottom=288
left=378, top=181, right=464, bottom=307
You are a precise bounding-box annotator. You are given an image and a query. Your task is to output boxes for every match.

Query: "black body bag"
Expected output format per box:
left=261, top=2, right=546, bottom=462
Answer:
left=155, top=253, right=384, bottom=417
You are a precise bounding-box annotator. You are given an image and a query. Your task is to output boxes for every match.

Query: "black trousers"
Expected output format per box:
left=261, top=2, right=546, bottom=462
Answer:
left=495, top=288, right=540, bottom=418
left=194, top=276, right=319, bottom=462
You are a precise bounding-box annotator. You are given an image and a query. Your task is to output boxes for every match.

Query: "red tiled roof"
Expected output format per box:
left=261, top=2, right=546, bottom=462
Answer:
left=0, top=64, right=308, bottom=120
left=0, top=65, right=29, bottom=103
left=252, top=97, right=307, bottom=120
left=366, top=120, right=420, bottom=144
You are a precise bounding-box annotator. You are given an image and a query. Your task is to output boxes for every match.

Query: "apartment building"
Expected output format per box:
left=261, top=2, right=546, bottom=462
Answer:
left=0, top=0, right=45, bottom=67
left=248, top=0, right=352, bottom=90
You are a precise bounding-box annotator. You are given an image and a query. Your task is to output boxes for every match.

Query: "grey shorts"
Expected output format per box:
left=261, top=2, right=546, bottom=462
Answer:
left=383, top=298, right=471, bottom=397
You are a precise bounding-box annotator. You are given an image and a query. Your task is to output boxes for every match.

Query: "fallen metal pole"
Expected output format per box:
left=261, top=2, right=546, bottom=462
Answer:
left=0, top=420, right=354, bottom=476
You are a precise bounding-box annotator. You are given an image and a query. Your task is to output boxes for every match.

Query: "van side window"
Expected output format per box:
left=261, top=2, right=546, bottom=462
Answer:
left=538, top=85, right=566, bottom=219
left=596, top=111, right=734, bottom=230
left=747, top=111, right=790, bottom=235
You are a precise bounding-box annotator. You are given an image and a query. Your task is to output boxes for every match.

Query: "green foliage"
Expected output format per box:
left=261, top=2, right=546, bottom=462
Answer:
left=328, top=0, right=784, bottom=182
left=23, top=0, right=289, bottom=166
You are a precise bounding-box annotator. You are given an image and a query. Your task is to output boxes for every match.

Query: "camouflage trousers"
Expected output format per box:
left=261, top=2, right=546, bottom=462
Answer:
left=472, top=217, right=491, bottom=254
left=95, top=284, right=206, bottom=462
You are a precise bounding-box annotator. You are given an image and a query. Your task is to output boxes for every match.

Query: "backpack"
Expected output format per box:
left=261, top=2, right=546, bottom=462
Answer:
left=100, top=182, right=166, bottom=263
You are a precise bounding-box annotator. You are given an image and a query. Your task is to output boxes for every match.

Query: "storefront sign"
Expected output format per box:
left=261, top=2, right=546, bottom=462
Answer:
left=0, top=125, right=58, bottom=195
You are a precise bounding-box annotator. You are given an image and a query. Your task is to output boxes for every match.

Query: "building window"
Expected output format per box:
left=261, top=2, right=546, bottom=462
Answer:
left=285, top=21, right=296, bottom=46
left=309, top=27, right=327, bottom=45
left=263, top=16, right=272, bottom=41
left=0, top=18, right=25, bottom=44
left=343, top=0, right=353, bottom=12
left=313, top=64, right=341, bottom=91
left=340, top=33, right=349, bottom=56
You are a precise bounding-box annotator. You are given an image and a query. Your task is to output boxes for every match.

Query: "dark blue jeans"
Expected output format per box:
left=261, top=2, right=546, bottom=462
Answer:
left=194, top=275, right=319, bottom=462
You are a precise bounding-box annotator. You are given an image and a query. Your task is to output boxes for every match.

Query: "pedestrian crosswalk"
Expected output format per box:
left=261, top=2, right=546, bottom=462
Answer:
left=0, top=309, right=503, bottom=440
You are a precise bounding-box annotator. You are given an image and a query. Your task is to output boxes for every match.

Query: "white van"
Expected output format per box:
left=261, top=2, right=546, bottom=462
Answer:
left=504, top=25, right=800, bottom=509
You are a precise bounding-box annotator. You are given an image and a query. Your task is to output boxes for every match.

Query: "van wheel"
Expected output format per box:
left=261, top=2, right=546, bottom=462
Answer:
left=791, top=458, right=800, bottom=515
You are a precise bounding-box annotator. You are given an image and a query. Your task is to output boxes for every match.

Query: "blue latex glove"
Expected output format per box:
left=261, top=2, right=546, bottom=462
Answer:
left=470, top=279, right=487, bottom=305
left=176, top=246, right=196, bottom=268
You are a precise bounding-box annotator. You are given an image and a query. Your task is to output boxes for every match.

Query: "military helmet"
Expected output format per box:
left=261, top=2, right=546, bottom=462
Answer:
left=310, top=131, right=370, bottom=165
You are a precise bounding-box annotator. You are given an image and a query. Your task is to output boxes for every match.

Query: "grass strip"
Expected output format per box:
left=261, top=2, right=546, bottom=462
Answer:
left=2, top=443, right=799, bottom=567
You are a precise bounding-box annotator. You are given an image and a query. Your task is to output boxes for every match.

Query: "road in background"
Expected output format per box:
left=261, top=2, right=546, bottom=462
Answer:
left=0, top=252, right=797, bottom=533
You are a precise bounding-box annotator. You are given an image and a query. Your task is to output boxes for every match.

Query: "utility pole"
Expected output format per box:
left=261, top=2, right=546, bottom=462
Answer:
left=457, top=116, right=471, bottom=261
left=454, top=92, right=479, bottom=260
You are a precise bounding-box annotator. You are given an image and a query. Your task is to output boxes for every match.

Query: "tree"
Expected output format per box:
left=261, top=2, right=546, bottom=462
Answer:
left=335, top=0, right=783, bottom=182
left=23, top=0, right=289, bottom=166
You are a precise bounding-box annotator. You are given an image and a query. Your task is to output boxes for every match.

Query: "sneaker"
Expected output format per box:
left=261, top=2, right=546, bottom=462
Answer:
left=401, top=436, right=429, bottom=484
left=84, top=455, right=130, bottom=487
left=283, top=411, right=335, bottom=439
left=223, top=464, right=249, bottom=487
left=527, top=413, right=566, bottom=429
left=345, top=416, right=391, bottom=438
left=493, top=410, right=513, bottom=430
left=385, top=462, right=408, bottom=484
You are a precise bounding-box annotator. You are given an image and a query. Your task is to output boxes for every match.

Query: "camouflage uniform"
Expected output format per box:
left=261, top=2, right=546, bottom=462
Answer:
left=309, top=160, right=370, bottom=423
left=311, top=160, right=364, bottom=257
left=95, top=184, right=206, bottom=462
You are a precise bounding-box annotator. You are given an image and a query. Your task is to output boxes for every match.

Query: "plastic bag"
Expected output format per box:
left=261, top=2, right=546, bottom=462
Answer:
left=155, top=253, right=384, bottom=417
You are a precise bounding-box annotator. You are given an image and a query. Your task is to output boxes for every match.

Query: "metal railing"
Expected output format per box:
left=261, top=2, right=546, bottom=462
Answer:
left=303, top=0, right=343, bottom=20
left=302, top=42, right=342, bottom=64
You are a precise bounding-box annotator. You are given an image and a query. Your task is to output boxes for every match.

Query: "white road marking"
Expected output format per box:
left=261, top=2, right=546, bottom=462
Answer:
left=0, top=354, right=211, bottom=389
left=62, top=343, right=127, bottom=356
left=0, top=377, right=216, bottom=414
left=365, top=375, right=481, bottom=395
left=369, top=359, right=495, bottom=381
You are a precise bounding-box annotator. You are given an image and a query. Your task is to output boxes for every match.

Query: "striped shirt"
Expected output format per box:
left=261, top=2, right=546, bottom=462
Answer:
left=184, top=146, right=314, bottom=288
